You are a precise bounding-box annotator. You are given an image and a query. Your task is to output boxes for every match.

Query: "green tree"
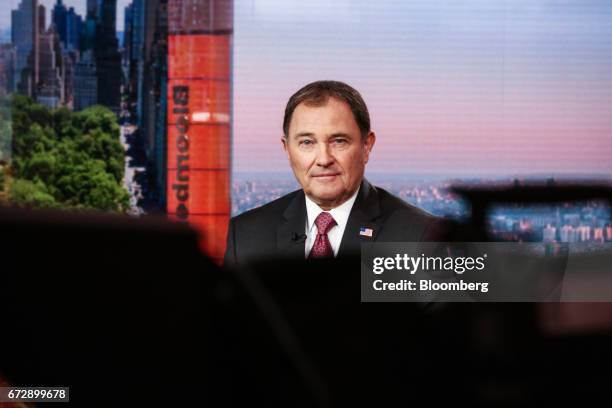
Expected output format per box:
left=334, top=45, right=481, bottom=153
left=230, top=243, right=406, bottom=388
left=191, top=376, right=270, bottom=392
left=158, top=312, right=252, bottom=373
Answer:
left=10, top=179, right=56, bottom=208
left=76, top=128, right=125, bottom=183
left=56, top=159, right=128, bottom=211
left=70, top=105, right=120, bottom=139
left=7, top=96, right=129, bottom=212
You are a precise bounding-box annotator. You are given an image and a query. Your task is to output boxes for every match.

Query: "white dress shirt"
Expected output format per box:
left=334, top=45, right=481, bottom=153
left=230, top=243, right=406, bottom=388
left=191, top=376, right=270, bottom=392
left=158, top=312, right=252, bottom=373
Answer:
left=304, top=187, right=360, bottom=258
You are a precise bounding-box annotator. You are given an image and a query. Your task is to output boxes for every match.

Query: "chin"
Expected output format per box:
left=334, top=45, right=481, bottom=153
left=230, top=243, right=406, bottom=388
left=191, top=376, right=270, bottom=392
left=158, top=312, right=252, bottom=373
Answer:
left=311, top=189, right=343, bottom=203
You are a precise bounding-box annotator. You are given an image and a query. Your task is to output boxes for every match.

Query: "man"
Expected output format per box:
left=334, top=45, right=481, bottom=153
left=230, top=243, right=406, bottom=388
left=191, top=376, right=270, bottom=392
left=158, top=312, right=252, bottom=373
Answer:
left=224, top=80, right=442, bottom=266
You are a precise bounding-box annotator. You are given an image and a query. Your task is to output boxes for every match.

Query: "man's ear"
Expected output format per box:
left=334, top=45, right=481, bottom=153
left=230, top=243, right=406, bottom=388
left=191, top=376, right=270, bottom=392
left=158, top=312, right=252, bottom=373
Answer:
left=363, top=131, right=376, bottom=163
left=281, top=136, right=288, bottom=153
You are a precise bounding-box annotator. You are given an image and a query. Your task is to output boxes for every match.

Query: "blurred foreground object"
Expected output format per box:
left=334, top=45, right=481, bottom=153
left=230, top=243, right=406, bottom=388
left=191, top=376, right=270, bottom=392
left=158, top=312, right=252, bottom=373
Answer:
left=451, top=182, right=612, bottom=334
left=1, top=205, right=612, bottom=406
left=0, top=207, right=326, bottom=406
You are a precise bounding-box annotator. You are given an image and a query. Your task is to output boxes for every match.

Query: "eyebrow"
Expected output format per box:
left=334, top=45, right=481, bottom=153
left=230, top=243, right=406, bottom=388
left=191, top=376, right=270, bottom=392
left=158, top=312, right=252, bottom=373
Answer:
left=329, top=133, right=352, bottom=139
left=293, top=132, right=353, bottom=139
left=294, top=132, right=315, bottom=138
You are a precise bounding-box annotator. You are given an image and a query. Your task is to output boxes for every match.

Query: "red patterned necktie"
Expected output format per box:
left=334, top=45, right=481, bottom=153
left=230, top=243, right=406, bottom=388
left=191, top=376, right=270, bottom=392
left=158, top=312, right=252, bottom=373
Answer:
left=309, top=212, right=337, bottom=259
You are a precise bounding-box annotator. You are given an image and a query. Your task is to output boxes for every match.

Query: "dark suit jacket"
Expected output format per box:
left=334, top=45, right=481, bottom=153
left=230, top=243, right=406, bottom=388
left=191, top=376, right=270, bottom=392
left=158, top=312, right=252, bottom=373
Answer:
left=224, top=179, right=444, bottom=267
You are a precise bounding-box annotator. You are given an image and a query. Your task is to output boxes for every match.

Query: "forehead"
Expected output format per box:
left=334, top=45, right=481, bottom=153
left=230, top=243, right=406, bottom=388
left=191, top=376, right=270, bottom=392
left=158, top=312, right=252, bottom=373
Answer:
left=288, top=97, right=360, bottom=136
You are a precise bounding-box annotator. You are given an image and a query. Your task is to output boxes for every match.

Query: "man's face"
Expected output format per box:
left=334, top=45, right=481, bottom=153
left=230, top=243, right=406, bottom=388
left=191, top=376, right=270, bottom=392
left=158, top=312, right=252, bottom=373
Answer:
left=282, top=97, right=376, bottom=210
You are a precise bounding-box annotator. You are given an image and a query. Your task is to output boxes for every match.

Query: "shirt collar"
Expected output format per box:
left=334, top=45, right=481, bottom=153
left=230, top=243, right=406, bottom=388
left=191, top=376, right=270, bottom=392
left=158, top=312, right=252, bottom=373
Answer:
left=305, top=186, right=360, bottom=232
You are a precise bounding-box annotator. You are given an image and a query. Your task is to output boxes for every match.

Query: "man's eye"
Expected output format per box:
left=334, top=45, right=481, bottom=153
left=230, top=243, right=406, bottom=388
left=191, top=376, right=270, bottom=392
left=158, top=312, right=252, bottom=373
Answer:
left=332, top=139, right=348, bottom=145
left=299, top=140, right=313, bottom=146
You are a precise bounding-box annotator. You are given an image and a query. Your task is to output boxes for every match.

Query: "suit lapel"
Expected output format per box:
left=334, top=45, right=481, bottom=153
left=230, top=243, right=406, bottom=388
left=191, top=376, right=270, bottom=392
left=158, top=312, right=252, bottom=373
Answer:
left=276, top=190, right=308, bottom=260
left=338, top=179, right=382, bottom=257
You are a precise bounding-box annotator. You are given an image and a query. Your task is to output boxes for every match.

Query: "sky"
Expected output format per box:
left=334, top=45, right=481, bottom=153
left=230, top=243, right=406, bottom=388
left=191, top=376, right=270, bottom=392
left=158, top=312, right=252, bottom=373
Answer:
left=1, top=0, right=130, bottom=32
left=233, top=0, right=612, bottom=177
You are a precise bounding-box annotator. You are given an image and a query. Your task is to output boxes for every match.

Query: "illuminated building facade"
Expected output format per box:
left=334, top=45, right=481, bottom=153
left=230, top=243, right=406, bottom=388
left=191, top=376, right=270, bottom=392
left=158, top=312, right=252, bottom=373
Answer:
left=167, top=0, right=232, bottom=263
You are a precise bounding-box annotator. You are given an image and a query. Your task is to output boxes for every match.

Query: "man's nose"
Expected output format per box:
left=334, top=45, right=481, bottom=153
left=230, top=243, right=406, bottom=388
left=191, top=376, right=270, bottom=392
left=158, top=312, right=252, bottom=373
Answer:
left=315, top=143, right=335, bottom=167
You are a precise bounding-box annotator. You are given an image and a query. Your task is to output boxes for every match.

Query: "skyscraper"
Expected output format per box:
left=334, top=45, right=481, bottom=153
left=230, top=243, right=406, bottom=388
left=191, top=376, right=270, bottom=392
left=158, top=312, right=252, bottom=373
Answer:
left=52, top=0, right=68, bottom=44
left=136, top=0, right=168, bottom=210
left=36, top=26, right=64, bottom=108
left=38, top=4, right=46, bottom=32
left=62, top=50, right=77, bottom=108
left=94, top=0, right=121, bottom=113
left=98, top=0, right=117, bottom=39
left=87, top=0, right=101, bottom=19
left=65, top=8, right=83, bottom=52
left=11, top=0, right=39, bottom=94
left=74, top=50, right=97, bottom=111
left=140, top=0, right=158, bottom=139
left=122, top=2, right=137, bottom=105
left=153, top=0, right=169, bottom=211
left=52, top=1, right=82, bottom=52
left=130, top=0, right=145, bottom=120
left=0, top=45, right=16, bottom=96
left=78, top=4, right=98, bottom=109
left=167, top=0, right=233, bottom=263
left=131, top=0, right=145, bottom=62
left=123, top=3, right=133, bottom=62
left=81, top=13, right=97, bottom=52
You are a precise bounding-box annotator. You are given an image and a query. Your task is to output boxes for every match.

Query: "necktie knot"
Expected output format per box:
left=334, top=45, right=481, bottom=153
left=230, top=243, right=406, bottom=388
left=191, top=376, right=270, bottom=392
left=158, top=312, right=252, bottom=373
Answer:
left=314, top=212, right=336, bottom=235
left=309, top=212, right=337, bottom=259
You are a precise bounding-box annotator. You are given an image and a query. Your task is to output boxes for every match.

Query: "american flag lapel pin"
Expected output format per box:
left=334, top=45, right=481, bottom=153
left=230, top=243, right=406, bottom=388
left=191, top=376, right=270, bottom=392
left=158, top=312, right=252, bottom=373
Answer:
left=359, top=227, right=373, bottom=237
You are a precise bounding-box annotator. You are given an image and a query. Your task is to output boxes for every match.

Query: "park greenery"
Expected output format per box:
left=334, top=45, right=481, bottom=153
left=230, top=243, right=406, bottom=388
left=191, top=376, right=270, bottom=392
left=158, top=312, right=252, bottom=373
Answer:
left=0, top=94, right=128, bottom=212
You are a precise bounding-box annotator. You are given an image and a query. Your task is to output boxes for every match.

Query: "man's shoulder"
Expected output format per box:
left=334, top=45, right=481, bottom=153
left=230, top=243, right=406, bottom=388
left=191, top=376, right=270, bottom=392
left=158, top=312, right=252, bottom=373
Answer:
left=225, top=189, right=303, bottom=266
left=231, top=189, right=302, bottom=226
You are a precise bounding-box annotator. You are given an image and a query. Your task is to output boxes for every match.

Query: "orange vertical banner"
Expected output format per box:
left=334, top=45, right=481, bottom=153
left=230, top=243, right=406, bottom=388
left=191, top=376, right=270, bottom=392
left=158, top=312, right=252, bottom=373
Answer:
left=167, top=0, right=233, bottom=264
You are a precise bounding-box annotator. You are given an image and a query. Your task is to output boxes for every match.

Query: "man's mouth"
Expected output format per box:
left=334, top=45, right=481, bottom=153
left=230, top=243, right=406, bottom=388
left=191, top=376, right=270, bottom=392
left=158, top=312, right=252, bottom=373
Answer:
left=312, top=173, right=340, bottom=180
